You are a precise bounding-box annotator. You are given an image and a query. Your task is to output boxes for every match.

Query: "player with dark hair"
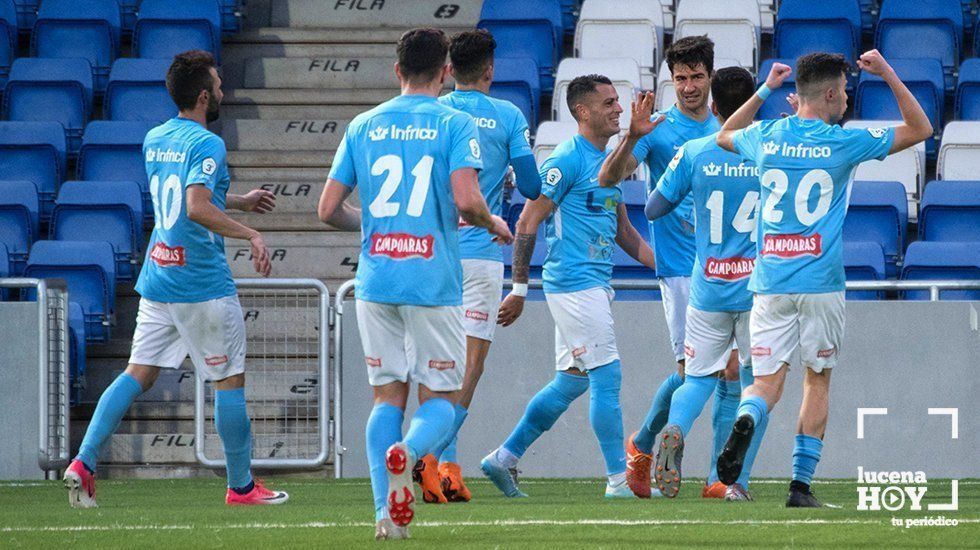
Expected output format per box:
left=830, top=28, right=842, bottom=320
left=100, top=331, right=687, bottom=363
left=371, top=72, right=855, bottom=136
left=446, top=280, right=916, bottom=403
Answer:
left=410, top=29, right=540, bottom=504
left=714, top=50, right=932, bottom=507
left=64, top=50, right=285, bottom=509
left=318, top=28, right=512, bottom=538
left=600, top=35, right=740, bottom=499
left=482, top=74, right=656, bottom=499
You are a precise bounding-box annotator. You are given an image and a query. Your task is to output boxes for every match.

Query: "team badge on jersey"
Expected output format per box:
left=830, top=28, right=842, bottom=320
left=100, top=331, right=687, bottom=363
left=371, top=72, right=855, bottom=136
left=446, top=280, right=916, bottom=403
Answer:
left=545, top=167, right=563, bottom=186
left=469, top=138, right=481, bottom=159
left=867, top=127, right=887, bottom=139
left=202, top=157, right=217, bottom=175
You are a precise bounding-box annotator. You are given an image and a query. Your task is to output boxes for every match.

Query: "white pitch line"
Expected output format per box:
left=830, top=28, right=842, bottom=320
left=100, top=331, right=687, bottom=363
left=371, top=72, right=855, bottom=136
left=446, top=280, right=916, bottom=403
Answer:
left=3, top=518, right=978, bottom=533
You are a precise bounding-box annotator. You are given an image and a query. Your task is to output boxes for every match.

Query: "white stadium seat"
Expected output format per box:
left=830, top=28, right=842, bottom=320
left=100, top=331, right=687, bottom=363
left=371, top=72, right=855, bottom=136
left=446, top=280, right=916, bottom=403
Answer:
left=553, top=57, right=642, bottom=129
left=533, top=121, right=647, bottom=181
left=937, top=121, right=980, bottom=181
left=674, top=0, right=761, bottom=71
left=843, top=120, right=925, bottom=220
left=575, top=0, right=664, bottom=88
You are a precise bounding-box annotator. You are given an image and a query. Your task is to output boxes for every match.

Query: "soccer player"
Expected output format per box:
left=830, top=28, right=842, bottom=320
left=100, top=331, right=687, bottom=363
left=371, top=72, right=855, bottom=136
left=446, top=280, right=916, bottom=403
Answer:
left=714, top=50, right=932, bottom=506
left=407, top=29, right=541, bottom=504
left=636, top=67, right=765, bottom=501
left=64, top=50, right=288, bottom=508
left=317, top=28, right=512, bottom=539
left=599, top=35, right=739, bottom=499
left=482, top=74, right=657, bottom=499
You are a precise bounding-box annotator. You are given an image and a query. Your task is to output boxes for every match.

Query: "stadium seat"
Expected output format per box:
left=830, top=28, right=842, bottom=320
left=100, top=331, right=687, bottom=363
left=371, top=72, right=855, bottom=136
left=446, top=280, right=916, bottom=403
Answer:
left=0, top=121, right=67, bottom=220
left=104, top=58, right=176, bottom=122
left=844, top=120, right=925, bottom=220
left=3, top=58, right=93, bottom=154
left=901, top=241, right=980, bottom=300
left=0, top=180, right=38, bottom=275
left=774, top=0, right=861, bottom=62
left=67, top=300, right=86, bottom=404
left=77, top=120, right=155, bottom=223
left=532, top=121, right=577, bottom=166
left=575, top=0, right=664, bottom=87
left=855, top=59, right=944, bottom=145
left=118, top=0, right=137, bottom=34
left=621, top=179, right=648, bottom=234
left=0, top=0, right=15, bottom=88
left=559, top=0, right=578, bottom=36
left=31, top=0, right=121, bottom=93
left=876, top=0, right=963, bottom=90
left=479, top=0, right=562, bottom=91
left=24, top=240, right=116, bottom=342
left=12, top=0, right=36, bottom=31
left=50, top=180, right=144, bottom=282
left=843, top=181, right=908, bottom=278
left=134, top=0, right=222, bottom=62
left=919, top=180, right=980, bottom=243
left=220, top=0, right=242, bottom=33
left=843, top=241, right=886, bottom=300
left=490, top=57, right=540, bottom=127
left=937, top=121, right=980, bottom=181
left=674, top=0, right=760, bottom=71
left=0, top=243, right=8, bottom=299
left=554, top=57, right=641, bottom=128
left=757, top=59, right=797, bottom=120
left=955, top=58, right=980, bottom=120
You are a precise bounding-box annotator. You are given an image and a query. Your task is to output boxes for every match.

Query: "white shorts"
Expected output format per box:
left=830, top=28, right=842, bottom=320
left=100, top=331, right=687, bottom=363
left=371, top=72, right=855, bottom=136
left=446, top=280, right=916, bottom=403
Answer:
left=355, top=299, right=465, bottom=392
left=659, top=276, right=691, bottom=362
left=129, top=295, right=246, bottom=381
left=684, top=306, right=751, bottom=377
left=461, top=259, right=504, bottom=342
left=750, top=292, right=845, bottom=377
left=546, top=287, right=619, bottom=372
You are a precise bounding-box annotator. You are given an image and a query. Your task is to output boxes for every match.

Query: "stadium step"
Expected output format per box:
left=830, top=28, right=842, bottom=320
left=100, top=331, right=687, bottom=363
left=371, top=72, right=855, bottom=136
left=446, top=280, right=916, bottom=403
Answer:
left=239, top=0, right=481, bottom=36
left=226, top=230, right=360, bottom=280
left=227, top=179, right=326, bottom=230
left=221, top=104, right=365, bottom=121
left=228, top=166, right=332, bottom=181
left=217, top=118, right=348, bottom=152
left=227, top=150, right=332, bottom=168
left=242, top=57, right=401, bottom=90
left=223, top=87, right=398, bottom=107
left=95, top=434, right=198, bottom=464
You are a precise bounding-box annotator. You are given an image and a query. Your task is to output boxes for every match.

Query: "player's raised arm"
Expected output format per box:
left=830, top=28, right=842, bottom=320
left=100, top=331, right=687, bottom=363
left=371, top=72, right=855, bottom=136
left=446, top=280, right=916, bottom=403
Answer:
left=615, top=203, right=656, bottom=271
left=186, top=185, right=271, bottom=277
left=497, top=195, right=552, bottom=326
left=717, top=62, right=792, bottom=152
left=856, top=49, right=933, bottom=153
left=598, top=91, right=662, bottom=187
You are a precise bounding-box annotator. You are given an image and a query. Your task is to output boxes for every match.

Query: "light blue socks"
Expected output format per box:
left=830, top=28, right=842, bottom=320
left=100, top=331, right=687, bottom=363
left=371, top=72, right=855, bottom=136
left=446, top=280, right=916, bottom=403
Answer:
left=737, top=365, right=767, bottom=488
left=708, top=378, right=741, bottom=485
left=792, top=434, right=823, bottom=486
left=76, top=372, right=143, bottom=472
left=587, top=360, right=626, bottom=476
left=214, top=387, right=254, bottom=490
left=366, top=403, right=403, bottom=521
left=403, top=397, right=455, bottom=460
left=634, top=371, right=684, bottom=454
left=434, top=403, right=468, bottom=463
left=502, top=371, right=589, bottom=458
left=665, top=374, right=717, bottom=436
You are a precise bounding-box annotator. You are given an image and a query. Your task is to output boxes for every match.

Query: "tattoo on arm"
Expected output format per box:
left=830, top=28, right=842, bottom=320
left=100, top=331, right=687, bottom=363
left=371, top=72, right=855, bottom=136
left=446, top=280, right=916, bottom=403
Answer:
left=511, top=232, right=536, bottom=284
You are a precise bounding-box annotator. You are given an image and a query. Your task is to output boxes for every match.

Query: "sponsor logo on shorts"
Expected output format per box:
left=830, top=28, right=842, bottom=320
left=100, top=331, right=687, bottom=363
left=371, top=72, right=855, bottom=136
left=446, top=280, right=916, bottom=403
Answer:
left=458, top=216, right=470, bottom=227
left=428, top=360, right=456, bottom=370
left=571, top=346, right=587, bottom=358
left=204, top=355, right=228, bottom=366
left=817, top=346, right=837, bottom=358
left=465, top=309, right=489, bottom=322
left=365, top=356, right=382, bottom=368
left=751, top=346, right=772, bottom=357
left=149, top=242, right=186, bottom=267
left=761, top=233, right=822, bottom=258
left=704, top=256, right=755, bottom=281
left=684, top=345, right=696, bottom=358
left=369, top=233, right=434, bottom=260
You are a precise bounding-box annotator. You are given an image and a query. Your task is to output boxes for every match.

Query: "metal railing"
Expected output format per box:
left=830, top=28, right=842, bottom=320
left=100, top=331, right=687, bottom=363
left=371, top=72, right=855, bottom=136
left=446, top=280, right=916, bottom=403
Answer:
left=0, top=278, right=70, bottom=476
left=195, top=278, right=331, bottom=469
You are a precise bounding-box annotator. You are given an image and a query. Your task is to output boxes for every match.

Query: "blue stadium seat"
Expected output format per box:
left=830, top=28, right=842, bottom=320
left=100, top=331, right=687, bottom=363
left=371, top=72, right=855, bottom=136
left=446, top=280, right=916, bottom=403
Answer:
left=104, top=58, right=176, bottom=122
left=559, top=0, right=578, bottom=36
left=876, top=0, right=962, bottom=91
left=757, top=58, right=799, bottom=121
left=12, top=0, right=36, bottom=31
left=0, top=242, right=8, bottom=300
left=134, top=0, right=222, bottom=62
left=490, top=57, right=541, bottom=127
left=954, top=58, right=980, bottom=120
left=220, top=0, right=242, bottom=33
left=77, top=120, right=155, bottom=223
left=855, top=59, right=943, bottom=150
left=0, top=0, right=15, bottom=88
left=118, top=0, right=137, bottom=34
left=480, top=0, right=563, bottom=91
left=843, top=241, right=886, bottom=300
left=901, top=241, right=980, bottom=300
left=3, top=58, right=93, bottom=154
left=843, top=181, right=908, bottom=278
left=919, top=180, right=980, bottom=243
left=0, top=121, right=67, bottom=220
left=50, top=180, right=144, bottom=281
left=31, top=0, right=121, bottom=93
left=0, top=180, right=38, bottom=275
left=775, top=0, right=861, bottom=62
left=67, top=301, right=86, bottom=404
left=24, top=240, right=116, bottom=342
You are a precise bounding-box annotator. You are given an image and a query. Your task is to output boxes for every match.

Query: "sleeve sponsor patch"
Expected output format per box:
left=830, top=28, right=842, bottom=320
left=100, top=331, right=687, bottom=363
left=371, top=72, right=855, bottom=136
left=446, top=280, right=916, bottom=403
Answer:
left=469, top=138, right=482, bottom=159
left=545, top=167, right=563, bottom=186
left=524, top=128, right=531, bottom=145
left=867, top=127, right=887, bottom=139
left=202, top=157, right=217, bottom=175
left=667, top=147, right=684, bottom=170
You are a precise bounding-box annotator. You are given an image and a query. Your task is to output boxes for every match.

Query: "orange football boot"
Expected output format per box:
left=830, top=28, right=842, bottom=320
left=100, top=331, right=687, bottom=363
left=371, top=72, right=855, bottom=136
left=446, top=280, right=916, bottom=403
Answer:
left=412, top=454, right=448, bottom=503
left=702, top=480, right=728, bottom=499
left=439, top=462, right=471, bottom=502
left=625, top=431, right=654, bottom=498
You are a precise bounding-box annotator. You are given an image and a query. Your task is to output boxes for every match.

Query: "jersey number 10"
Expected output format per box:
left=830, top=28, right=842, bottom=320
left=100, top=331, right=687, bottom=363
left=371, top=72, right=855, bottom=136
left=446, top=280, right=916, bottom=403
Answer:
left=149, top=174, right=182, bottom=231
left=369, top=154, right=435, bottom=218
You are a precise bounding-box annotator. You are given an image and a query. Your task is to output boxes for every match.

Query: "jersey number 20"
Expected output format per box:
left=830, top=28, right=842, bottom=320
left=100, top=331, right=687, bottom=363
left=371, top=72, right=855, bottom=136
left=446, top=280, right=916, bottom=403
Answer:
left=369, top=154, right=435, bottom=218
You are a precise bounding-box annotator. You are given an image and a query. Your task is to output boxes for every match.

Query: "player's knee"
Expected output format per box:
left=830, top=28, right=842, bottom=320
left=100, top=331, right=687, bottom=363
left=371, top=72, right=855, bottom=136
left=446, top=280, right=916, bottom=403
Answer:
left=124, top=364, right=161, bottom=392
left=214, top=373, right=246, bottom=391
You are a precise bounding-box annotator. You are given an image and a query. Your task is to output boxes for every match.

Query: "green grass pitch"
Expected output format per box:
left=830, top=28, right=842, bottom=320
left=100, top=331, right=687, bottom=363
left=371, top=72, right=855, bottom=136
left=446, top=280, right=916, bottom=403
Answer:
left=1, top=478, right=976, bottom=548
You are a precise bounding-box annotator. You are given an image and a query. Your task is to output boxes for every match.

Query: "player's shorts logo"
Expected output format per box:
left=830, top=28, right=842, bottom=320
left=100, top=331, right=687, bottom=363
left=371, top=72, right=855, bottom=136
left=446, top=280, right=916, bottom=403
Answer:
left=571, top=346, right=587, bottom=358
left=704, top=256, right=755, bottom=281
left=428, top=360, right=456, bottom=370
left=751, top=346, right=771, bottom=357
left=369, top=233, right=435, bottom=260
left=204, top=355, right=228, bottom=366
left=817, top=346, right=837, bottom=358
left=201, top=157, right=217, bottom=176
left=684, top=345, right=695, bottom=358
left=365, top=356, right=382, bottom=368
left=761, top=233, right=822, bottom=258
left=465, top=309, right=489, bottom=322
left=149, top=242, right=186, bottom=267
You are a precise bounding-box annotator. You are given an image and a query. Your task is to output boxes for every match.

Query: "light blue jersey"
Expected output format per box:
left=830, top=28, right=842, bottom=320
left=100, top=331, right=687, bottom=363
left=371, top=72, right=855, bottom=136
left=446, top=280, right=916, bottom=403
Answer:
left=657, top=133, right=759, bottom=312
left=732, top=116, right=895, bottom=294
left=329, top=94, right=483, bottom=306
left=540, top=134, right=622, bottom=294
left=633, top=105, right=720, bottom=277
left=135, top=117, right=236, bottom=303
left=439, top=90, right=533, bottom=262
